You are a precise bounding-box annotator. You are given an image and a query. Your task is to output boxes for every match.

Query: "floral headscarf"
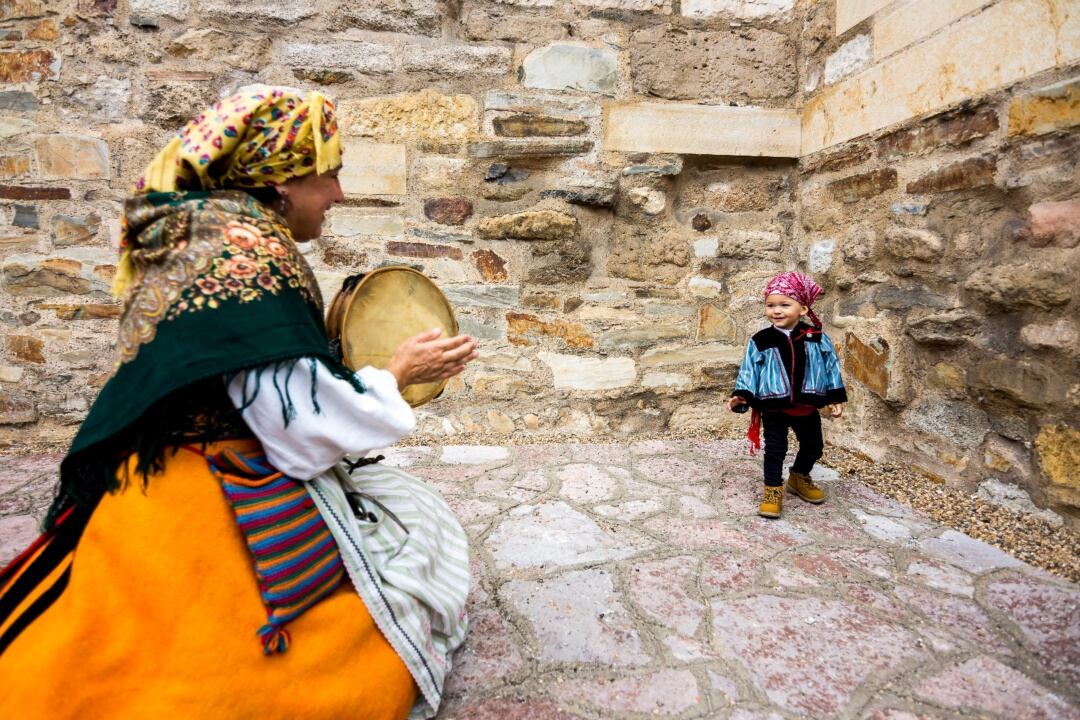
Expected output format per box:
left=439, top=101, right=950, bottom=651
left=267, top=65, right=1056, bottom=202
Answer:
left=114, top=85, right=342, bottom=296
left=764, top=271, right=823, bottom=328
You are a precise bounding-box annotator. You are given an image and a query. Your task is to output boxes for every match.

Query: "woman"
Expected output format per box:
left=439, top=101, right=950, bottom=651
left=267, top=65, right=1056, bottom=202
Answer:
left=0, top=86, right=475, bottom=719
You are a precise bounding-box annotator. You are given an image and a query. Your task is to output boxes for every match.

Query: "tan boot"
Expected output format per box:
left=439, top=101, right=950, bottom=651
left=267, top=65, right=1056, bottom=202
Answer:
left=758, top=485, right=783, bottom=519
left=787, top=471, right=825, bottom=504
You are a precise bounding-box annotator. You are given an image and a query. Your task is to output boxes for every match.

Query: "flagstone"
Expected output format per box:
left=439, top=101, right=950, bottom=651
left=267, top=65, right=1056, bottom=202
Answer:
left=626, top=555, right=704, bottom=636
left=904, top=557, right=975, bottom=597
left=915, top=656, right=1077, bottom=719
left=555, top=463, right=623, bottom=504
left=918, top=530, right=1024, bottom=573
left=893, top=584, right=1013, bottom=654
left=559, top=668, right=703, bottom=716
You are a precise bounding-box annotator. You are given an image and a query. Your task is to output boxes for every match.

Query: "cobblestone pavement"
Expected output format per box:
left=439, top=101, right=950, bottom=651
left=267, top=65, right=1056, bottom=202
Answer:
left=2, top=440, right=1078, bottom=719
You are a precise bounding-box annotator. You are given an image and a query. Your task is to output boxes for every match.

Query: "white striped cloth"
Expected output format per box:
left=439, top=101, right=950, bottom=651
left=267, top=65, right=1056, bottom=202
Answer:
left=307, top=462, right=470, bottom=720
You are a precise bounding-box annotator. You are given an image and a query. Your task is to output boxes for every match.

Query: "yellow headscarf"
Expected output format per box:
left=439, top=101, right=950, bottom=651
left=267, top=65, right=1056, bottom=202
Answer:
left=114, top=85, right=342, bottom=295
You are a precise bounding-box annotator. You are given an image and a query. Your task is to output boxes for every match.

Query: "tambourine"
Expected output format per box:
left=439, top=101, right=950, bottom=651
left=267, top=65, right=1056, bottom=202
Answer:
left=326, top=266, right=458, bottom=408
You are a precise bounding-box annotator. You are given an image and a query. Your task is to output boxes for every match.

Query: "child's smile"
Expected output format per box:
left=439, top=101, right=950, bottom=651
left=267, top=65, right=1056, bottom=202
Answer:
left=765, top=293, right=808, bottom=329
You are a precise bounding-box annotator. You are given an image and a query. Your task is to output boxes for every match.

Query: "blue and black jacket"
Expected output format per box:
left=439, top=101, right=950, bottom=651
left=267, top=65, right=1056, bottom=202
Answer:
left=732, top=323, right=847, bottom=411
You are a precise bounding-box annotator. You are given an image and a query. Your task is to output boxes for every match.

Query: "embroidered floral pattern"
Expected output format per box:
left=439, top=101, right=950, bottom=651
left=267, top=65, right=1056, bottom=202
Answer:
left=117, top=193, right=321, bottom=365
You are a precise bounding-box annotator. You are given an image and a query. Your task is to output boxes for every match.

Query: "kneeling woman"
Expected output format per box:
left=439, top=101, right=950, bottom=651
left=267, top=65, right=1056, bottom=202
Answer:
left=0, top=86, right=476, bottom=720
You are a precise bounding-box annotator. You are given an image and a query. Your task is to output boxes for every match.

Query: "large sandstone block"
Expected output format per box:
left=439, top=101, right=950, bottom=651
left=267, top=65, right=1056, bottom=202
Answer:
left=129, top=0, right=188, bottom=22
left=906, top=156, right=996, bottom=194
left=1009, top=76, right=1080, bottom=137
left=279, top=41, right=394, bottom=74
left=827, top=168, right=897, bottom=202
left=605, top=103, right=800, bottom=157
left=343, top=90, right=478, bottom=144
left=962, top=259, right=1073, bottom=310
left=824, top=34, right=870, bottom=85
left=629, top=25, right=796, bottom=102
left=32, top=135, right=110, bottom=180
left=971, top=358, right=1070, bottom=409
left=805, top=0, right=1080, bottom=153
left=873, top=0, right=990, bottom=60
left=521, top=44, right=618, bottom=95
left=835, top=0, right=893, bottom=35
left=681, top=0, right=793, bottom=19
left=884, top=226, right=944, bottom=260
left=338, top=142, right=406, bottom=196
left=402, top=44, right=512, bottom=77
left=477, top=210, right=577, bottom=241
left=330, top=0, right=443, bottom=36
left=1034, top=425, right=1080, bottom=495
left=0, top=49, right=59, bottom=82
left=843, top=332, right=893, bottom=401
left=539, top=352, right=636, bottom=391
left=200, top=0, right=315, bottom=21
left=0, top=0, right=47, bottom=20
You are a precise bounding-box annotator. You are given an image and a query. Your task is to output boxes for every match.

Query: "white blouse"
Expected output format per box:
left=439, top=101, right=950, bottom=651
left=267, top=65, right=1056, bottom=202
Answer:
left=226, top=360, right=416, bottom=480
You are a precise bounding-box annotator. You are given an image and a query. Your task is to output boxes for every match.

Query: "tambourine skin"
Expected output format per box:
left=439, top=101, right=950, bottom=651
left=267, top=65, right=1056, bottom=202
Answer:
left=327, top=266, right=458, bottom=408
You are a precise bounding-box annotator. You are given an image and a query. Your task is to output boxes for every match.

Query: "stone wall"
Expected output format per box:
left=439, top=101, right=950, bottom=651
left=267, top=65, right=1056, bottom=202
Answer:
left=0, top=0, right=1078, bottom=524
left=798, top=0, right=1080, bottom=524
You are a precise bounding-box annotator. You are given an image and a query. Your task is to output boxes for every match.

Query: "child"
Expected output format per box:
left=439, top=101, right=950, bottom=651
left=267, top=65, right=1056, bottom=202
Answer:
left=728, top=272, right=847, bottom=518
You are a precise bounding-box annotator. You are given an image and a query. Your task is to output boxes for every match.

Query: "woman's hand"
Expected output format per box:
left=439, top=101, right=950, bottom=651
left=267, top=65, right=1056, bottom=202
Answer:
left=727, top=397, right=747, bottom=412
left=386, top=328, right=479, bottom=391
left=828, top=403, right=845, bottom=418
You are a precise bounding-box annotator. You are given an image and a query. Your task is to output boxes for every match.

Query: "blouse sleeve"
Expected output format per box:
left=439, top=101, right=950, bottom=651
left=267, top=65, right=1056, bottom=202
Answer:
left=226, top=359, right=416, bottom=480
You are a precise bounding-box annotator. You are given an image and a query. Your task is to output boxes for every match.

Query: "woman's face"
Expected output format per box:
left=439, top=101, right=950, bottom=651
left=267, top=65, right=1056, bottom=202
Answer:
left=281, top=167, right=344, bottom=242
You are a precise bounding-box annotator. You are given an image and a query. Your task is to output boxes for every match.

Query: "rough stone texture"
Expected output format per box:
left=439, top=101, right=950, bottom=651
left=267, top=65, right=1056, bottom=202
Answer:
left=827, top=169, right=897, bottom=203
left=824, top=34, right=870, bottom=85
left=962, top=260, right=1074, bottom=310
left=538, top=352, right=636, bottom=391
left=477, top=210, right=577, bottom=241
left=343, top=90, right=478, bottom=143
left=878, top=106, right=999, bottom=157
left=1009, top=76, right=1080, bottom=137
left=629, top=26, right=796, bottom=102
left=330, top=0, right=443, bottom=36
left=521, top=44, right=618, bottom=95
left=32, top=136, right=109, bottom=180
left=906, top=155, right=997, bottom=194
left=424, top=198, right=473, bottom=226
left=842, top=333, right=890, bottom=399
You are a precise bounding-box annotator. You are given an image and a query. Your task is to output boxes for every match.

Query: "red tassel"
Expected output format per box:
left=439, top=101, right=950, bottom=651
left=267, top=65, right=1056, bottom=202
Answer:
left=747, top=409, right=762, bottom=456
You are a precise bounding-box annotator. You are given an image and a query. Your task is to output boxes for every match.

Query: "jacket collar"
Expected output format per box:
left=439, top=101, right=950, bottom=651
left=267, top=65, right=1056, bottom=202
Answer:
left=752, top=323, right=822, bottom=349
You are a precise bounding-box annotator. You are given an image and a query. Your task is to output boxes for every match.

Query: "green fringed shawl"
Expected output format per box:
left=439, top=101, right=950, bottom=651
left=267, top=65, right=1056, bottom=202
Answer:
left=48, top=191, right=360, bottom=528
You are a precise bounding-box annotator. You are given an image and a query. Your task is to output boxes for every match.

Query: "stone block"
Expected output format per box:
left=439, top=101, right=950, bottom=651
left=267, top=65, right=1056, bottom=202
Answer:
left=874, top=0, right=990, bottom=60
left=12, top=205, right=36, bottom=228
left=330, top=0, right=443, bottom=36
left=962, top=260, right=1072, bottom=310
left=1020, top=319, right=1078, bottom=351
left=808, top=239, right=836, bottom=272
left=843, top=332, right=890, bottom=399
left=328, top=212, right=403, bottom=238
left=607, top=103, right=800, bottom=157
left=471, top=249, right=508, bottom=282
left=6, top=334, right=43, bottom=363
left=825, top=34, right=870, bottom=85
left=627, top=187, right=666, bottom=215
left=599, top=324, right=685, bottom=349
left=697, top=305, right=738, bottom=342
left=1009, top=76, right=1080, bottom=137
left=0, top=91, right=37, bottom=112
left=971, top=358, right=1069, bottom=409
left=508, top=313, right=594, bottom=349
left=878, top=106, right=999, bottom=157
left=50, top=214, right=100, bottom=247
left=1028, top=198, right=1080, bottom=248
left=835, top=0, right=893, bottom=35
left=800, top=144, right=871, bottom=174
left=0, top=155, right=29, bottom=180
left=385, top=241, right=463, bottom=260
left=129, top=0, right=188, bottom=22
left=827, top=168, right=897, bottom=203
left=2, top=254, right=96, bottom=295
left=640, top=342, right=741, bottom=368
left=716, top=230, right=783, bottom=258
left=805, top=0, right=1079, bottom=154
left=485, top=89, right=602, bottom=119
left=875, top=284, right=952, bottom=309
left=1034, top=425, right=1080, bottom=492
left=339, top=142, right=406, bottom=197
left=492, top=115, right=587, bottom=137
left=423, top=198, right=472, bottom=226
left=0, top=390, right=36, bottom=424
left=199, top=0, right=315, bottom=21
left=402, top=44, right=512, bottom=77
left=539, top=184, right=616, bottom=208
left=906, top=155, right=996, bottom=193
left=681, top=0, right=793, bottom=19
left=279, top=41, right=394, bottom=74
left=630, top=25, right=795, bottom=102
left=883, top=225, right=944, bottom=260
left=0, top=0, right=46, bottom=19
left=576, top=0, right=670, bottom=10
left=37, top=302, right=121, bottom=320
left=688, top=277, right=724, bottom=298
left=538, top=352, right=635, bottom=390
left=467, top=137, right=593, bottom=158
left=901, top=400, right=989, bottom=449
left=477, top=209, right=577, bottom=240
left=165, top=29, right=270, bottom=73
left=521, top=44, right=617, bottom=95
left=0, top=49, right=58, bottom=83
left=905, top=309, right=980, bottom=345
left=442, top=284, right=518, bottom=309
left=32, top=136, right=109, bottom=180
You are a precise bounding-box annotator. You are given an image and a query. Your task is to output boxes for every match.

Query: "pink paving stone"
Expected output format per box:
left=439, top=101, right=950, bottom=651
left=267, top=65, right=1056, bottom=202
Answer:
left=708, top=669, right=743, bottom=704
left=499, top=568, right=650, bottom=666
left=626, top=555, right=705, bottom=636
left=904, top=556, right=975, bottom=597
left=769, top=563, right=821, bottom=589
left=686, top=438, right=750, bottom=460
left=862, top=710, right=933, bottom=720
left=444, top=604, right=526, bottom=694
left=409, top=462, right=506, bottom=486
left=560, top=443, right=630, bottom=466
left=662, top=634, right=719, bottom=661
left=445, top=497, right=502, bottom=524
left=917, top=530, right=1023, bottom=574
left=0, top=495, right=31, bottom=515
left=793, top=552, right=855, bottom=582
left=593, top=498, right=666, bottom=521
left=634, top=456, right=716, bottom=488
left=0, top=514, right=38, bottom=565
left=831, top=547, right=895, bottom=580
left=473, top=466, right=548, bottom=503
left=702, top=553, right=763, bottom=595
left=915, top=656, right=1079, bottom=719
left=675, top=493, right=718, bottom=518
left=559, top=668, right=702, bottom=716
left=893, top=584, right=1013, bottom=654
left=555, top=463, right=622, bottom=504
left=440, top=697, right=587, bottom=720
left=982, top=574, right=1080, bottom=685
left=741, top=517, right=813, bottom=549
left=513, top=444, right=576, bottom=469
left=843, top=584, right=906, bottom=616
left=642, top=516, right=764, bottom=554
left=629, top=439, right=679, bottom=455
left=791, top=516, right=870, bottom=543
left=729, top=709, right=786, bottom=720
left=835, top=481, right=929, bottom=521
left=622, top=475, right=669, bottom=498
left=712, top=595, right=924, bottom=716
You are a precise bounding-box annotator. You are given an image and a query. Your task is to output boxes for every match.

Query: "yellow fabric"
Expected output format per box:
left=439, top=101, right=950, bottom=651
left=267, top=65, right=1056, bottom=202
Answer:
left=114, top=85, right=342, bottom=296
left=0, top=440, right=417, bottom=720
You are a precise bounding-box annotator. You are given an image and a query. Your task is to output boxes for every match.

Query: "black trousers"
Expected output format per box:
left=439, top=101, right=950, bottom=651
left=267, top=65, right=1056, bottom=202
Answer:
left=761, top=410, right=823, bottom=487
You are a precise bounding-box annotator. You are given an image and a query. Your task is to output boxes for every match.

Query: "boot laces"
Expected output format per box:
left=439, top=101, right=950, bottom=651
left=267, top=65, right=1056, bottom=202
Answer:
left=764, top=486, right=783, bottom=503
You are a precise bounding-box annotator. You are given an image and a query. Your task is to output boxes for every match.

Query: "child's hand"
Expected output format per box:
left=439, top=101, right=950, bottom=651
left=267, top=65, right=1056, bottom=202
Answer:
left=828, top=403, right=844, bottom=418
left=727, top=397, right=747, bottom=413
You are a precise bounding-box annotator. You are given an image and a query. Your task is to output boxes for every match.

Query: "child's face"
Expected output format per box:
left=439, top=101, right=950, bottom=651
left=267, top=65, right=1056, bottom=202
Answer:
left=765, top=293, right=808, bottom=329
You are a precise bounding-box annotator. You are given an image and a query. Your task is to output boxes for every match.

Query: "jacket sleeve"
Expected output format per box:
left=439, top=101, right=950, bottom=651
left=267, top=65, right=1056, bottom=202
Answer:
left=820, top=332, right=848, bottom=404
left=732, top=341, right=760, bottom=404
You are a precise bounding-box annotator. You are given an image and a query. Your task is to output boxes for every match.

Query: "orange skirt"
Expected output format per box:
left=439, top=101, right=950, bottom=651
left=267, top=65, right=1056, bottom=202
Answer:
left=0, top=440, right=417, bottom=719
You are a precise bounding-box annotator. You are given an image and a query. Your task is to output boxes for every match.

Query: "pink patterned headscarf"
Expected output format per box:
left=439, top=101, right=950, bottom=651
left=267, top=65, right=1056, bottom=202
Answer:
left=764, top=271, right=823, bottom=327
